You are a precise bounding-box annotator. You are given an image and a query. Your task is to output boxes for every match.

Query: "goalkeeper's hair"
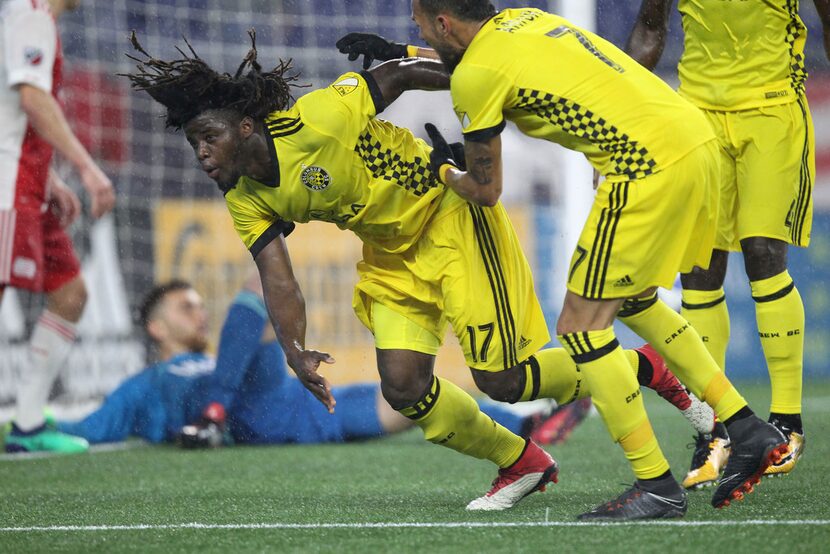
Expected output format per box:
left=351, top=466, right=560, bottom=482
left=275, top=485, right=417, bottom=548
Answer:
left=138, top=279, right=194, bottom=329
left=418, top=0, right=497, bottom=21
left=123, top=29, right=302, bottom=129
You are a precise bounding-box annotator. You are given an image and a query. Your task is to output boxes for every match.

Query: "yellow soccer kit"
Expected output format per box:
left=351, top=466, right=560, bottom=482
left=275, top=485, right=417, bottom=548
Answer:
left=677, top=0, right=813, bottom=249
left=224, top=71, right=549, bottom=370
left=451, top=8, right=718, bottom=298
left=678, top=0, right=807, bottom=111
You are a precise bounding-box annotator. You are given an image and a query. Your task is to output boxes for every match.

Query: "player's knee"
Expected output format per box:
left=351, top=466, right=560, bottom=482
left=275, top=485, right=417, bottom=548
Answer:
left=681, top=249, right=728, bottom=290
left=380, top=380, right=424, bottom=411
left=741, top=237, right=788, bottom=280
left=47, top=276, right=88, bottom=321
left=472, top=367, right=524, bottom=403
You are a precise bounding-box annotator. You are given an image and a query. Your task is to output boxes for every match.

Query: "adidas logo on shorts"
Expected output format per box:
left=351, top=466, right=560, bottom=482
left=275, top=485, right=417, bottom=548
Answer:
left=613, top=275, right=634, bottom=287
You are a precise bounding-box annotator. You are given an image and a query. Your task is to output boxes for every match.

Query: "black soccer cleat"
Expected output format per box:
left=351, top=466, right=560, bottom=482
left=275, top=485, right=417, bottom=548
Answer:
left=578, top=478, right=687, bottom=521
left=711, top=415, right=788, bottom=508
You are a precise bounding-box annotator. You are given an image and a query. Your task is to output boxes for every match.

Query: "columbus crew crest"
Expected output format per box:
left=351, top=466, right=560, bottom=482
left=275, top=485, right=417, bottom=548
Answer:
left=301, top=166, right=331, bottom=191
left=332, top=77, right=359, bottom=96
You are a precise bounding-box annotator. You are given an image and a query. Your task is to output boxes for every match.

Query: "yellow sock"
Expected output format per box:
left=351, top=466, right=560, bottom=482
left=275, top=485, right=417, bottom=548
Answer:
left=519, top=348, right=641, bottom=404
left=400, top=376, right=526, bottom=468
left=751, top=271, right=804, bottom=414
left=558, top=328, right=668, bottom=479
left=681, top=288, right=729, bottom=372
left=619, top=296, right=747, bottom=421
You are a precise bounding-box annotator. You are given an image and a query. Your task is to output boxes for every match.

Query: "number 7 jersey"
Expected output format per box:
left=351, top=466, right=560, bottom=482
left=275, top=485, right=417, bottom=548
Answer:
left=451, top=8, right=715, bottom=183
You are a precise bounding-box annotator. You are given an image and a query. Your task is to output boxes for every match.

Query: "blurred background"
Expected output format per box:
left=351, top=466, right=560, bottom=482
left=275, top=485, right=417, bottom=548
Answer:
left=1, top=0, right=828, bottom=414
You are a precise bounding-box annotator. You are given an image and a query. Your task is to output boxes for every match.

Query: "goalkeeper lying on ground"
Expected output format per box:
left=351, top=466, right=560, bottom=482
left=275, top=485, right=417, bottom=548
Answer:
left=55, top=274, right=577, bottom=447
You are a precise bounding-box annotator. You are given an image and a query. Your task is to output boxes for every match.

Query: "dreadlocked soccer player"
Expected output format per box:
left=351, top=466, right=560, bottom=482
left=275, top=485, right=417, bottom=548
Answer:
left=123, top=31, right=714, bottom=513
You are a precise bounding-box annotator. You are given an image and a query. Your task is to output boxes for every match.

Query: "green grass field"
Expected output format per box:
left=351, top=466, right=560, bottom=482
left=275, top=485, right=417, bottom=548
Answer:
left=2, top=381, right=828, bottom=553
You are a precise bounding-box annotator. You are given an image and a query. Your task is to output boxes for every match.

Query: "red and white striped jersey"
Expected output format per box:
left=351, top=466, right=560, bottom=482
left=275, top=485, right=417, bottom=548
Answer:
left=0, top=0, right=62, bottom=211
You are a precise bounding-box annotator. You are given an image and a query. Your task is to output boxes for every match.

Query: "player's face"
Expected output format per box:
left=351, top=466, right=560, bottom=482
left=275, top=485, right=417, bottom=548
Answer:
left=184, top=112, right=243, bottom=189
left=156, top=288, right=209, bottom=354
left=411, top=0, right=465, bottom=73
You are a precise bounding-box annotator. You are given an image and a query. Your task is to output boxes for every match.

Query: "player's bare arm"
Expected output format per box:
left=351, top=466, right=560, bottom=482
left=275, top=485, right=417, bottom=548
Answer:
left=254, top=236, right=336, bottom=413
left=626, top=0, right=672, bottom=70
left=368, top=58, right=449, bottom=106
left=17, top=84, right=115, bottom=218
left=424, top=123, right=503, bottom=207
left=814, top=0, right=830, bottom=60
left=453, top=137, right=503, bottom=206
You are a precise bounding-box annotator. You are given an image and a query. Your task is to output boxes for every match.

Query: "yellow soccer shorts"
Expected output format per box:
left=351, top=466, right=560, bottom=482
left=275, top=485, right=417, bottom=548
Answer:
left=703, top=96, right=814, bottom=251
left=353, top=190, right=550, bottom=371
left=567, top=140, right=720, bottom=300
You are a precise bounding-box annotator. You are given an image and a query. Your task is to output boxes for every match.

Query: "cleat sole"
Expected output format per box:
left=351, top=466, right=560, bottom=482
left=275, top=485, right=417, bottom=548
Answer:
left=715, top=442, right=788, bottom=508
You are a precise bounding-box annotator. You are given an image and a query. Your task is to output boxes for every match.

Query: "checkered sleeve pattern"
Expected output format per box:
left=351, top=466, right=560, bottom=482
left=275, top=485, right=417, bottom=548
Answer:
left=785, top=0, right=807, bottom=95
left=515, top=89, right=658, bottom=180
left=355, top=132, right=439, bottom=196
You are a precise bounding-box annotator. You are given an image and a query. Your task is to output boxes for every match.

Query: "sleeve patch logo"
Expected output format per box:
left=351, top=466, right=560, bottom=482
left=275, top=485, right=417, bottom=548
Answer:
left=301, top=165, right=331, bottom=191
left=24, top=47, right=44, bottom=66
left=333, top=77, right=359, bottom=96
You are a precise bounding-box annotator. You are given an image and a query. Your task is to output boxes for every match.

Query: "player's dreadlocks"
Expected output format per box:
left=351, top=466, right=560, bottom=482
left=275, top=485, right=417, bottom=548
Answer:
left=123, top=29, right=303, bottom=129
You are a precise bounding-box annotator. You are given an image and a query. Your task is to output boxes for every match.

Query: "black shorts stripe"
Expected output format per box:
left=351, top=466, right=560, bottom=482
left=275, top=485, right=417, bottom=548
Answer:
left=681, top=295, right=726, bottom=311
left=752, top=281, right=795, bottom=303
left=583, top=202, right=608, bottom=298
left=469, top=205, right=517, bottom=367
left=598, top=183, right=629, bottom=297
left=585, top=182, right=629, bottom=298
left=474, top=207, right=518, bottom=366
left=792, top=96, right=812, bottom=245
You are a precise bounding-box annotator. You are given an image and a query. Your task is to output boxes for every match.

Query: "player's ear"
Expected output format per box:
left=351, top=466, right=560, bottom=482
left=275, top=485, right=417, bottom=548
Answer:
left=146, top=319, right=166, bottom=343
left=435, top=14, right=451, bottom=36
left=239, top=116, right=255, bottom=139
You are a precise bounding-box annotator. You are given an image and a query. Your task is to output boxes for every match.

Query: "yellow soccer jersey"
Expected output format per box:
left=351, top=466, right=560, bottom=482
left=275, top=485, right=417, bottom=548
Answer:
left=678, top=0, right=807, bottom=111
left=451, top=8, right=714, bottom=182
left=225, top=71, right=445, bottom=257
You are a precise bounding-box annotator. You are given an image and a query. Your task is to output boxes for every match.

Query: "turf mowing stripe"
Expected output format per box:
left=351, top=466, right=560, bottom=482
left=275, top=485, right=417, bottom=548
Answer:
left=2, top=520, right=829, bottom=532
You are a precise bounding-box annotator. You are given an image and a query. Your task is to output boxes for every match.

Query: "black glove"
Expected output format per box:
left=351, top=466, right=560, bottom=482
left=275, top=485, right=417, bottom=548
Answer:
left=425, top=123, right=460, bottom=182
left=336, top=32, right=409, bottom=69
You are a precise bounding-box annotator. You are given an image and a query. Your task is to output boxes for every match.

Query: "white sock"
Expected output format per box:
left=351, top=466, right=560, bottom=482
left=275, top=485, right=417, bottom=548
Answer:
left=14, top=311, right=76, bottom=431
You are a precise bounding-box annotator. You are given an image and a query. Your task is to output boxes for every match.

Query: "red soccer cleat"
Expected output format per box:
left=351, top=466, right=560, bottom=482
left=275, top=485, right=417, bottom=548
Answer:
left=466, top=440, right=559, bottom=511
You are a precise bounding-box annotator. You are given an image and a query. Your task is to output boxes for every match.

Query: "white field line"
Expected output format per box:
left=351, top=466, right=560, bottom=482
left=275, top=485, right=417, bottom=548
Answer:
left=1, top=520, right=829, bottom=532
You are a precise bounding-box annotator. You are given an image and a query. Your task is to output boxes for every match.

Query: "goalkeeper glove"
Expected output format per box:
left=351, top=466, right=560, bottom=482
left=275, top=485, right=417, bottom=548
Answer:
left=425, top=123, right=462, bottom=183
left=336, top=32, right=413, bottom=69
left=178, top=402, right=227, bottom=449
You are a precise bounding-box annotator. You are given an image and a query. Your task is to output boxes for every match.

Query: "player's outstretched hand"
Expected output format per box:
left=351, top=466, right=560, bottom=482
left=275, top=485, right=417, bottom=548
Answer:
left=287, top=349, right=337, bottom=413
left=80, top=162, right=115, bottom=219
left=424, top=123, right=460, bottom=182
left=336, top=32, right=408, bottom=69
